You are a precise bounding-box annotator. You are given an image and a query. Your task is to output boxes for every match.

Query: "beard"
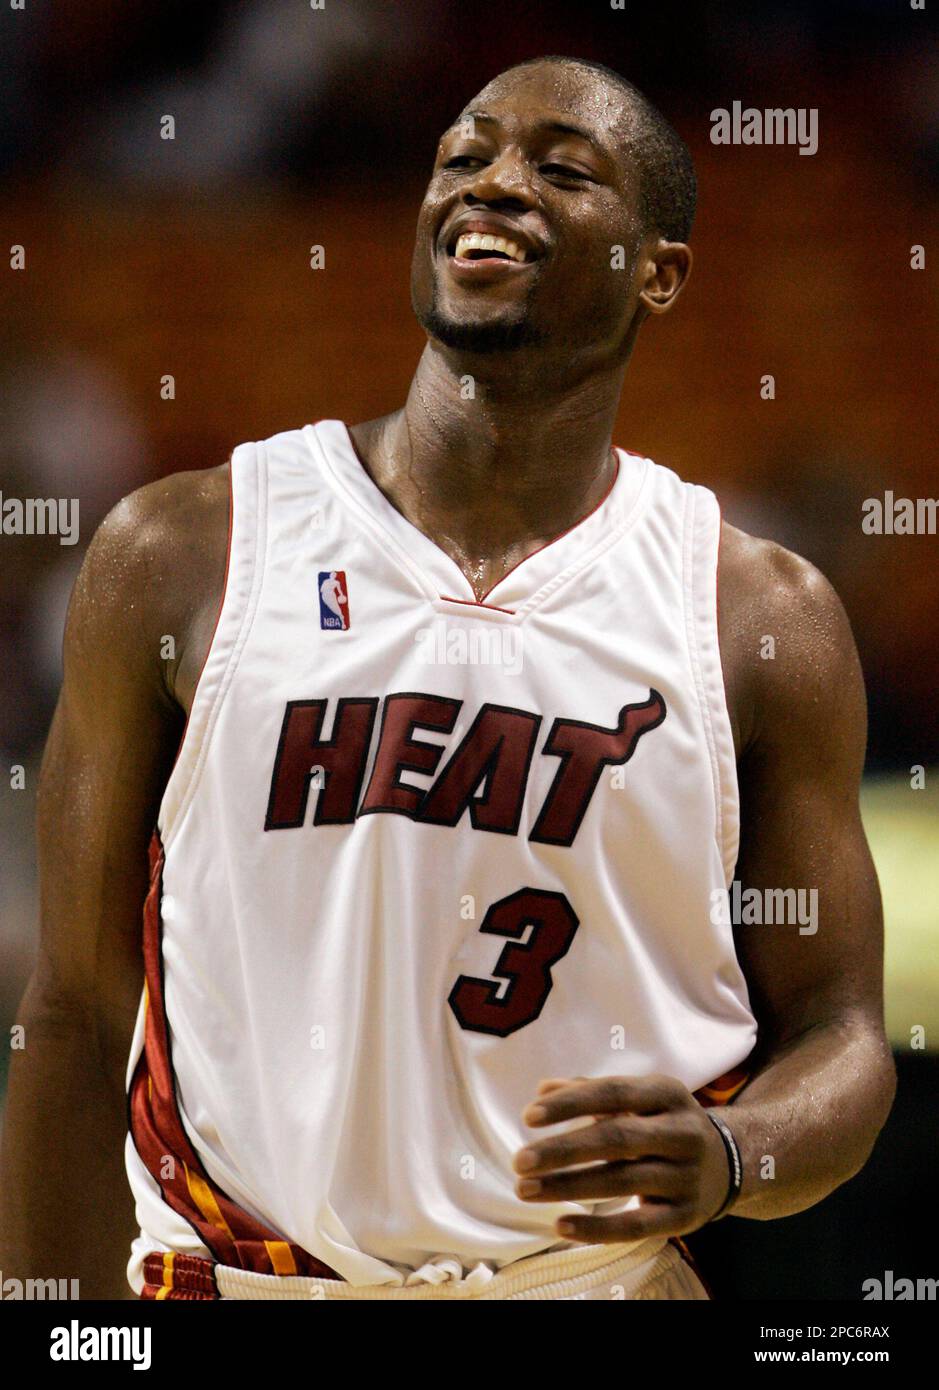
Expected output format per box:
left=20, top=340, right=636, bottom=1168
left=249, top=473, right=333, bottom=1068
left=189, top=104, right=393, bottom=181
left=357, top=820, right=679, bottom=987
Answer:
left=414, top=284, right=546, bottom=354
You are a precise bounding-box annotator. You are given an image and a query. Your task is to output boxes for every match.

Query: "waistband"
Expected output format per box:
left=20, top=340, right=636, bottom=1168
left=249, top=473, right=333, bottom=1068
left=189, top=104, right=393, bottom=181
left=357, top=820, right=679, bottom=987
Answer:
left=142, top=1236, right=678, bottom=1301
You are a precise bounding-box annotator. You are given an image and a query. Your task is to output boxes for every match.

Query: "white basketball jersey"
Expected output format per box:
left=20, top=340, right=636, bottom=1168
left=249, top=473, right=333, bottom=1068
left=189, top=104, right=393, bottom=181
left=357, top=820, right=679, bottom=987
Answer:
left=125, top=420, right=757, bottom=1291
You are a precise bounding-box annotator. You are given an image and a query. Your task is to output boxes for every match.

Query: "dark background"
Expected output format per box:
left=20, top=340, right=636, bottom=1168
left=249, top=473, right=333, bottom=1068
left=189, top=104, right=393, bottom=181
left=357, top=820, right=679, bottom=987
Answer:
left=1, top=0, right=936, bottom=1299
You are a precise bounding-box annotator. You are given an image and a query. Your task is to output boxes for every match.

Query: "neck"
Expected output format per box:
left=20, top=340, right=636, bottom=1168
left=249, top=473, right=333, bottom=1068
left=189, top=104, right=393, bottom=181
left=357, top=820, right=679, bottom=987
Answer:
left=358, top=342, right=627, bottom=597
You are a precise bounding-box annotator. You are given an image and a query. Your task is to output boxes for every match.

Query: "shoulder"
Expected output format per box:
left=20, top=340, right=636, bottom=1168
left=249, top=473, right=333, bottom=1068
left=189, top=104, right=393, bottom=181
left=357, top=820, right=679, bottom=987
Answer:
left=718, top=521, right=848, bottom=630
left=89, top=462, right=230, bottom=565
left=66, top=463, right=230, bottom=704
left=717, top=521, right=866, bottom=762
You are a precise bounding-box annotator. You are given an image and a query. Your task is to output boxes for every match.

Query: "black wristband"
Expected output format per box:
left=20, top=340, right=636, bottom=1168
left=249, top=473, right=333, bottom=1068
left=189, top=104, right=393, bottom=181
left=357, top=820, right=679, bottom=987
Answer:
left=705, top=1109, right=743, bottom=1220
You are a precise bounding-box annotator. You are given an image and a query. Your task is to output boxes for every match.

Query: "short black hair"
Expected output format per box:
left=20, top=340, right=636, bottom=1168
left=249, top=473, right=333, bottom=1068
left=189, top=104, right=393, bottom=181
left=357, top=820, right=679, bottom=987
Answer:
left=498, top=55, right=697, bottom=243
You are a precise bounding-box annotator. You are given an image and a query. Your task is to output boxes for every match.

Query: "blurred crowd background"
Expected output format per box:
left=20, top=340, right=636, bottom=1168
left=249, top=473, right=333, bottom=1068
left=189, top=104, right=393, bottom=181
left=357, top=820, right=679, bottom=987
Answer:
left=1, top=0, right=937, bottom=1297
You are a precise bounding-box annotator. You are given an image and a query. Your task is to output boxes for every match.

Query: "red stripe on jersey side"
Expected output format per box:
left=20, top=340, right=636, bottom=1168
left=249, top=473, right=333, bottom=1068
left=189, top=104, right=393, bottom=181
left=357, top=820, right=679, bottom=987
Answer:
left=128, top=829, right=343, bottom=1281
left=693, top=1061, right=751, bottom=1109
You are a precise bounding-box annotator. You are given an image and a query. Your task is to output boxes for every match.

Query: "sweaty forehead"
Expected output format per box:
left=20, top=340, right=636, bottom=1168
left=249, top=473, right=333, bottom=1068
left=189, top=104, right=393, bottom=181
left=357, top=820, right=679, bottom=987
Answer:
left=460, top=63, right=635, bottom=146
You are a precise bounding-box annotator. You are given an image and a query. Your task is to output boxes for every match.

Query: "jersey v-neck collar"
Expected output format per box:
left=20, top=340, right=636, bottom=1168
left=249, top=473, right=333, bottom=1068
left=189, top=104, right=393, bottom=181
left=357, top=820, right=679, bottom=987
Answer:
left=305, top=419, right=650, bottom=617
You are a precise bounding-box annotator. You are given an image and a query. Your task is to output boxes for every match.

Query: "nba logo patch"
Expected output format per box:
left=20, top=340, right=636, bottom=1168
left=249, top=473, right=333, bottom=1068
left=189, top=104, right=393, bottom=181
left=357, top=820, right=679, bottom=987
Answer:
left=318, top=570, right=350, bottom=630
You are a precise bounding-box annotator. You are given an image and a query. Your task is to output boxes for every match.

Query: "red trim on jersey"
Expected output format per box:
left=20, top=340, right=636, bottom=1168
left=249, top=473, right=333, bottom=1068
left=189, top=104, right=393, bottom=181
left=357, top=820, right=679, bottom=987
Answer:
left=128, top=830, right=343, bottom=1282
left=139, top=1252, right=219, bottom=1301
left=439, top=595, right=517, bottom=615
left=321, top=420, right=632, bottom=609
left=692, top=1062, right=751, bottom=1108
left=474, top=452, right=621, bottom=605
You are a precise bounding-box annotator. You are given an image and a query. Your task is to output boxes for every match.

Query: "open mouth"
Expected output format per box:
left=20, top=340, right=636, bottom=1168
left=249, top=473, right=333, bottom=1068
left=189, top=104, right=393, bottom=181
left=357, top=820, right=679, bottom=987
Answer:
left=450, top=232, right=530, bottom=264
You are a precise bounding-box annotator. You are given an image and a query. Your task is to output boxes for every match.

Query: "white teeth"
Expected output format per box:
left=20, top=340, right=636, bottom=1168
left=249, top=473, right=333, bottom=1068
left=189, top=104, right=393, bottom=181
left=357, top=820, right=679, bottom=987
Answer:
left=453, top=232, right=528, bottom=263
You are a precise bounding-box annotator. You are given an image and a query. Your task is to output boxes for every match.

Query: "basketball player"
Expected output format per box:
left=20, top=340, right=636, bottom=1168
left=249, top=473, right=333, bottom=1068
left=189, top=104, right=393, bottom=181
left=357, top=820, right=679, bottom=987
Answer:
left=0, top=56, right=895, bottom=1301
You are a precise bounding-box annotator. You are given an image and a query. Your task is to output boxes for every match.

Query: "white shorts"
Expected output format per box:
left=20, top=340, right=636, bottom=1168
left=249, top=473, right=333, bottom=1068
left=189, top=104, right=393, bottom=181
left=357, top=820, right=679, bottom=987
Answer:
left=212, top=1238, right=709, bottom=1301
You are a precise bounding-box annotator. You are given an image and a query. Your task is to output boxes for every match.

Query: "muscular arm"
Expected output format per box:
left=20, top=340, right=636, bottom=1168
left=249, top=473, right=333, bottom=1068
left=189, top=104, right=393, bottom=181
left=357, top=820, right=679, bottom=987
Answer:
left=0, top=467, right=228, bottom=1297
left=709, top=525, right=895, bottom=1218
left=513, top=525, right=895, bottom=1237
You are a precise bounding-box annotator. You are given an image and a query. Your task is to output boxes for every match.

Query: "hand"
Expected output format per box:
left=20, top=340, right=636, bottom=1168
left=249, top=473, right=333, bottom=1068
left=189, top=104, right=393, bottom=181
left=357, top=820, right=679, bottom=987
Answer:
left=513, top=1073, right=732, bottom=1243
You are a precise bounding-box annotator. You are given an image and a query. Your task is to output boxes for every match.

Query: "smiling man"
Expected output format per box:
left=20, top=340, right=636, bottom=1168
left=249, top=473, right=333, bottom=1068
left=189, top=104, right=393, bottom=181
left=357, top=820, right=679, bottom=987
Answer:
left=0, top=56, right=894, bottom=1302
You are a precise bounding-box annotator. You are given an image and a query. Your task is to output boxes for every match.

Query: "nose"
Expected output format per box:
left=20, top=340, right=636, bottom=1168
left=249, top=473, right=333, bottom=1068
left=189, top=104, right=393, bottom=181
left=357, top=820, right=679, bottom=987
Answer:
left=460, top=148, right=536, bottom=212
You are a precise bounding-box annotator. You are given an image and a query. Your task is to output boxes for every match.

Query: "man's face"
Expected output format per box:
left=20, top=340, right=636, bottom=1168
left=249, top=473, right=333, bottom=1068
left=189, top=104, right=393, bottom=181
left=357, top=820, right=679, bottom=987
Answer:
left=411, top=63, right=648, bottom=360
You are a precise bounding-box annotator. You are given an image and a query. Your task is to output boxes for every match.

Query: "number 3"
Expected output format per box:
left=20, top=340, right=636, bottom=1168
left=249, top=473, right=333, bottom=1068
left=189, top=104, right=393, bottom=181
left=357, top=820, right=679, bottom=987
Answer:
left=448, top=888, right=580, bottom=1037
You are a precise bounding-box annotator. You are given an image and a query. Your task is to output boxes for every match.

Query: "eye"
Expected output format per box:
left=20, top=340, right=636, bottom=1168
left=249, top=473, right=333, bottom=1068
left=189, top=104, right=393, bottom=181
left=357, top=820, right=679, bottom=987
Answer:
left=443, top=155, right=486, bottom=170
left=540, top=162, right=592, bottom=181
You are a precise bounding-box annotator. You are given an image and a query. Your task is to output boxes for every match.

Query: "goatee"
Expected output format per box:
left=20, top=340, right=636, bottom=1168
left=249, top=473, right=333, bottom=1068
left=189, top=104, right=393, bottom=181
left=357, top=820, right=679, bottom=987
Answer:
left=415, top=298, right=544, bottom=354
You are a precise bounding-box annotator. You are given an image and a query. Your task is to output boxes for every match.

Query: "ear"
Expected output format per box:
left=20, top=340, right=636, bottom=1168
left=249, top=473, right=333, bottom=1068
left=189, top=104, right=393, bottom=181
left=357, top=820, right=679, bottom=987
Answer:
left=637, top=240, right=693, bottom=315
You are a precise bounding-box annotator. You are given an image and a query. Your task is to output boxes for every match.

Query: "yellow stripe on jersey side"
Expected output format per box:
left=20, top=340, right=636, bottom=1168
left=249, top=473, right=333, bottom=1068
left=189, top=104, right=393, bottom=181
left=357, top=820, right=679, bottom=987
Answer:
left=264, top=1240, right=298, bottom=1276
left=699, top=1075, right=749, bottom=1105
left=154, top=1251, right=175, bottom=1299
left=183, top=1164, right=235, bottom=1240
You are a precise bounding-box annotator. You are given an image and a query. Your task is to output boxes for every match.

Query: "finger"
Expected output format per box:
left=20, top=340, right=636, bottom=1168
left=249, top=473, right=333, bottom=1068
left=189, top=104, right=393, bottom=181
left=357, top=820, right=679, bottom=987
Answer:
left=513, top=1114, right=696, bottom=1175
left=555, top=1201, right=694, bottom=1244
left=522, top=1074, right=690, bottom=1127
left=535, top=1078, right=573, bottom=1096
left=517, top=1160, right=686, bottom=1204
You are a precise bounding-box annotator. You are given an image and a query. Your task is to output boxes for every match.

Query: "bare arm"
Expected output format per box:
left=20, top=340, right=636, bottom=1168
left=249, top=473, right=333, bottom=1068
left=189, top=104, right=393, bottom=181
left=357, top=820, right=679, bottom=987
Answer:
left=511, top=527, right=895, bottom=1238
left=0, top=467, right=227, bottom=1297
left=709, top=527, right=895, bottom=1218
